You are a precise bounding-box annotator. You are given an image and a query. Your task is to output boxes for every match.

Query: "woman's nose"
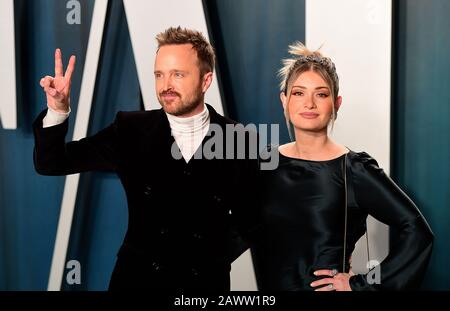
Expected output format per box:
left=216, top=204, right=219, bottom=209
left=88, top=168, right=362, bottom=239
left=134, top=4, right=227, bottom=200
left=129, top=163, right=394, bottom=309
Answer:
left=304, top=95, right=315, bottom=109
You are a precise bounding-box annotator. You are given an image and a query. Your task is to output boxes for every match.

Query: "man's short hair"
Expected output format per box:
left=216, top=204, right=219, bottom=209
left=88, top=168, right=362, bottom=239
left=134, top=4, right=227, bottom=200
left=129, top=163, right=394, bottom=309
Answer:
left=156, top=26, right=216, bottom=76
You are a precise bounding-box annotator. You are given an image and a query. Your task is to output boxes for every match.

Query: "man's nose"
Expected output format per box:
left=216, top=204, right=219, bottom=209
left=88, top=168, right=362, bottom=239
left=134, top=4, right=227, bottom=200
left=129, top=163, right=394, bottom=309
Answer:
left=162, top=76, right=174, bottom=91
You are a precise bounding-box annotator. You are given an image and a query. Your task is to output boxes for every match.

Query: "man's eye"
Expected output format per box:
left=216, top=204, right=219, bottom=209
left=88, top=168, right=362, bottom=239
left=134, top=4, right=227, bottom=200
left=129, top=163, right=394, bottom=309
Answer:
left=175, top=72, right=184, bottom=78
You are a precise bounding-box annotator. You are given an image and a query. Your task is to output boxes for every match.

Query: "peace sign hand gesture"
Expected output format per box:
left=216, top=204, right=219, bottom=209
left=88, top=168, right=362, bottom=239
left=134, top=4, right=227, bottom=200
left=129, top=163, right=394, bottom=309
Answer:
left=39, top=48, right=76, bottom=113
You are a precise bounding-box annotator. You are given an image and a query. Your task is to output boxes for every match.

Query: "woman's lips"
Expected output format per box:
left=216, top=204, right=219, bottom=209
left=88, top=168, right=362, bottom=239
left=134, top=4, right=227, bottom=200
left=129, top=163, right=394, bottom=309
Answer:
left=299, top=112, right=319, bottom=119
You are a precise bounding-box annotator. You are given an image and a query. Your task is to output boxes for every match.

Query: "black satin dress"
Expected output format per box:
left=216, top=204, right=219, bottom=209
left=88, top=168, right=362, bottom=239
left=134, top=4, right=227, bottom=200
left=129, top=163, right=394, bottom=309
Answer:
left=252, top=148, right=434, bottom=291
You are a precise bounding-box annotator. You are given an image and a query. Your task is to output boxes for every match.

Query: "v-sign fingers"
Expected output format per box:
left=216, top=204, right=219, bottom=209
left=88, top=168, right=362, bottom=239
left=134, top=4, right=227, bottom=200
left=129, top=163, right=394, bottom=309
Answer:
left=64, top=55, right=76, bottom=82
left=55, top=48, right=64, bottom=78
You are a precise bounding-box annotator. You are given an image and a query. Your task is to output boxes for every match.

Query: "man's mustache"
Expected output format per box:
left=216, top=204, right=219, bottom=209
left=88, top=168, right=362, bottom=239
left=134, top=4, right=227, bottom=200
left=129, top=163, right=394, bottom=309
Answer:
left=160, top=91, right=180, bottom=97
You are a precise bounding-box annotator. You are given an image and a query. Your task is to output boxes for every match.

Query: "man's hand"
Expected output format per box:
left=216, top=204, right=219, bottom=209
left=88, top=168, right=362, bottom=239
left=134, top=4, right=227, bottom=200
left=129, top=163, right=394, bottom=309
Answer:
left=39, top=48, right=76, bottom=113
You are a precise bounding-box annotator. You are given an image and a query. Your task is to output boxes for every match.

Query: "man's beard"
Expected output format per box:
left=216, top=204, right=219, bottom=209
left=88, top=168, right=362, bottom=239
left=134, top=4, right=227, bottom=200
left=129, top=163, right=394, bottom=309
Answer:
left=159, top=87, right=203, bottom=116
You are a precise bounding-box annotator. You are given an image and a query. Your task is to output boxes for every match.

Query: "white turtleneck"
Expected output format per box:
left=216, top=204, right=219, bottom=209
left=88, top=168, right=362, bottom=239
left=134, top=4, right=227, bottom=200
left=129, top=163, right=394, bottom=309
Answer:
left=165, top=104, right=210, bottom=163
left=42, top=104, right=210, bottom=163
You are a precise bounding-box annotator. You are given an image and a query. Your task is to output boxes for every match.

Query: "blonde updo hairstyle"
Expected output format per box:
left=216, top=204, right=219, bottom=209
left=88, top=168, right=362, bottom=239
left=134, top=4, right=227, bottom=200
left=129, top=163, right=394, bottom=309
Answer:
left=278, top=42, right=340, bottom=140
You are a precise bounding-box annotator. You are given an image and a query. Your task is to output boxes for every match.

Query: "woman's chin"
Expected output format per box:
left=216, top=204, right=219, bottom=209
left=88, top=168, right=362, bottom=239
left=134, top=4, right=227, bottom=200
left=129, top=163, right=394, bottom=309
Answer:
left=292, top=123, right=328, bottom=133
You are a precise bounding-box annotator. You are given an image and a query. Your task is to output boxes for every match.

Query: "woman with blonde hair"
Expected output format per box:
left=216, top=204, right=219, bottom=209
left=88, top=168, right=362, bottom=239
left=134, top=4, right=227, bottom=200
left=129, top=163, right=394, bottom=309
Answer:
left=252, top=42, right=434, bottom=291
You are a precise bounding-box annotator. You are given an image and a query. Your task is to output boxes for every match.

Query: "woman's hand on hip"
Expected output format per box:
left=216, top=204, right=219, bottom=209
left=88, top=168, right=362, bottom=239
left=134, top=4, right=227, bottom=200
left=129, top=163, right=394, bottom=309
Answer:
left=310, top=269, right=354, bottom=291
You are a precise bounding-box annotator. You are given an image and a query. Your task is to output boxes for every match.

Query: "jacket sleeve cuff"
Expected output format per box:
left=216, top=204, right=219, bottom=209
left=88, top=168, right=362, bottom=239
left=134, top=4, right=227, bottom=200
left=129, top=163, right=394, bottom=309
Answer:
left=42, top=106, right=70, bottom=128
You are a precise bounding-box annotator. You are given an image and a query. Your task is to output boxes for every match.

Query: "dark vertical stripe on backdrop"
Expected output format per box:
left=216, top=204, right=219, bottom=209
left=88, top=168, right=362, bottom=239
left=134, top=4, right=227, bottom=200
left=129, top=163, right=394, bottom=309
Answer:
left=393, top=0, right=450, bottom=290
left=205, top=0, right=306, bottom=144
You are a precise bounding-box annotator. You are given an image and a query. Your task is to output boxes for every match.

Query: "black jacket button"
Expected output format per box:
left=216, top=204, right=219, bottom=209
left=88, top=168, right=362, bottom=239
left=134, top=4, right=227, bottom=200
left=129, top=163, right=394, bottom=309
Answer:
left=144, top=186, right=152, bottom=195
left=191, top=268, right=199, bottom=276
left=193, top=233, right=203, bottom=239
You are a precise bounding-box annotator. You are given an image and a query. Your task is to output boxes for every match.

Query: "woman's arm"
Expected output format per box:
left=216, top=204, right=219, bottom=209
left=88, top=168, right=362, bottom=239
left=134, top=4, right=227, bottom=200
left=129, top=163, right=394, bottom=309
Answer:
left=349, top=152, right=434, bottom=290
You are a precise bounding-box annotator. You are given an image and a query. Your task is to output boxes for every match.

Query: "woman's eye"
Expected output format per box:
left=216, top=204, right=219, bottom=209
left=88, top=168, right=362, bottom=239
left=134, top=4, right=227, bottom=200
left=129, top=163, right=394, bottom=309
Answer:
left=292, top=91, right=303, bottom=96
left=317, top=93, right=329, bottom=98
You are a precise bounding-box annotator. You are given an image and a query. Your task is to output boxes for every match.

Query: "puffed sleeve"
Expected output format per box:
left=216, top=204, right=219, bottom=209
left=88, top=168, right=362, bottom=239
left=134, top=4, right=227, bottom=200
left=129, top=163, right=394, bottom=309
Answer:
left=348, top=152, right=434, bottom=290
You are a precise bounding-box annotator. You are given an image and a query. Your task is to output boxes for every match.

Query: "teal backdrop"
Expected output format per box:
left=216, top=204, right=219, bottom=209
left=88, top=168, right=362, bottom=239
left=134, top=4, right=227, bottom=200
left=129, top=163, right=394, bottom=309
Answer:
left=0, top=0, right=448, bottom=290
left=393, top=0, right=450, bottom=290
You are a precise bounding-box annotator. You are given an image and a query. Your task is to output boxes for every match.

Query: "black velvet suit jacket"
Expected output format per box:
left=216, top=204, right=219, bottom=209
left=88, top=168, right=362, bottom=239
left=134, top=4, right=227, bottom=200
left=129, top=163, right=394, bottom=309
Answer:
left=33, top=104, right=260, bottom=291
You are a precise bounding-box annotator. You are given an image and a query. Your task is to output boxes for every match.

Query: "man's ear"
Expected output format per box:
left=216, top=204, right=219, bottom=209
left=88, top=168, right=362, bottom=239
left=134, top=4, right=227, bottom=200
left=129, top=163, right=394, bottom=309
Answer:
left=202, top=72, right=213, bottom=93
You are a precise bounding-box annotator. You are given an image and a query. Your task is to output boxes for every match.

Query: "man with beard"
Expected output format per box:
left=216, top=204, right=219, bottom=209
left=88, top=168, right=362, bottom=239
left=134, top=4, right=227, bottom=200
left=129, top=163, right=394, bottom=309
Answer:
left=33, top=27, right=260, bottom=290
